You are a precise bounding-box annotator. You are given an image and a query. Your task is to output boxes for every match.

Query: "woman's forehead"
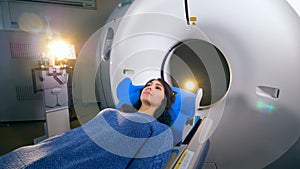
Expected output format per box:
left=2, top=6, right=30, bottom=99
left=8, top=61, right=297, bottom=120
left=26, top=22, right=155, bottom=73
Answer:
left=147, top=79, right=164, bottom=88
left=148, top=80, right=163, bottom=86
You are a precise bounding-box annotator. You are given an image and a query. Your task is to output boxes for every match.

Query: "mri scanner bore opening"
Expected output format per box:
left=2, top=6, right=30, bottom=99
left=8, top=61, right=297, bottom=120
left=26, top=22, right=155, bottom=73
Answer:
left=162, top=39, right=231, bottom=109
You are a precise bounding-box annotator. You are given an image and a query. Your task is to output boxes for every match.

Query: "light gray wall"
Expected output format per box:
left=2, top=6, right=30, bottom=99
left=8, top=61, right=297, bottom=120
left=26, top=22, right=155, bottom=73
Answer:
left=1, top=0, right=119, bottom=53
left=0, top=0, right=119, bottom=121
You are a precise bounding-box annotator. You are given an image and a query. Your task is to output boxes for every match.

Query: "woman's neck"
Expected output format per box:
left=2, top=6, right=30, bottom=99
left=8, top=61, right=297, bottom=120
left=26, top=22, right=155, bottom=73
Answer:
left=138, top=105, right=157, bottom=117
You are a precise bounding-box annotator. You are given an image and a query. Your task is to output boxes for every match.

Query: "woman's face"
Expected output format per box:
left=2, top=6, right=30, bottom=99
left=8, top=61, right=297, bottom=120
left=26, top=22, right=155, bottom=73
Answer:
left=140, top=80, right=165, bottom=108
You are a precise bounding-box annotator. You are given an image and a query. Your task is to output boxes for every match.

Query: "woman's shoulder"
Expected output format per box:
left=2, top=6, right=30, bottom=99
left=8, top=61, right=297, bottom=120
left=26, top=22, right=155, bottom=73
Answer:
left=97, top=108, right=120, bottom=116
left=151, top=120, right=173, bottom=137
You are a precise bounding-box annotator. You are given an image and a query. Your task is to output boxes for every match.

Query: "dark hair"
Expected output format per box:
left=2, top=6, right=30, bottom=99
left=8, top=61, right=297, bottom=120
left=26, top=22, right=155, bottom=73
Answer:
left=132, top=78, right=176, bottom=126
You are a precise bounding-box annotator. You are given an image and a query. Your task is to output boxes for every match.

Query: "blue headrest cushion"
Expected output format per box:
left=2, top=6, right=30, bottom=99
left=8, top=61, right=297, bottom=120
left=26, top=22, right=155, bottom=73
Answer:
left=116, top=78, right=196, bottom=145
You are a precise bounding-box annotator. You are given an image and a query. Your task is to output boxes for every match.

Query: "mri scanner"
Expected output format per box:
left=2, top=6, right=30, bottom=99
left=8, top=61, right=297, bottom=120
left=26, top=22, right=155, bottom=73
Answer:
left=73, top=0, right=300, bottom=168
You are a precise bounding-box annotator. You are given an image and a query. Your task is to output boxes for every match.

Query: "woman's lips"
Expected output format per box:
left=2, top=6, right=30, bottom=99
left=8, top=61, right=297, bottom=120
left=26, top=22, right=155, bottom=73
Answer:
left=143, top=91, right=151, bottom=95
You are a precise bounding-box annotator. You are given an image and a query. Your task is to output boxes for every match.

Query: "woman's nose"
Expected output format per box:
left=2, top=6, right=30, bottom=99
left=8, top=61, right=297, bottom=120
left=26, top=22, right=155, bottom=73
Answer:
left=146, top=85, right=153, bottom=91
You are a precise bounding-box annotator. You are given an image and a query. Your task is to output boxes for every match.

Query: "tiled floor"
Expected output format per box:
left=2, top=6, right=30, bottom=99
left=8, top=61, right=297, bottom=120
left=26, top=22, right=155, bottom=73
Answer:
left=0, top=118, right=80, bottom=156
left=0, top=121, right=45, bottom=156
left=0, top=103, right=100, bottom=156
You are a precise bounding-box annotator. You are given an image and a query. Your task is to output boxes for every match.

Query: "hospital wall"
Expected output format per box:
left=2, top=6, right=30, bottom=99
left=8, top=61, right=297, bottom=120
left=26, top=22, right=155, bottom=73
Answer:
left=0, top=0, right=119, bottom=122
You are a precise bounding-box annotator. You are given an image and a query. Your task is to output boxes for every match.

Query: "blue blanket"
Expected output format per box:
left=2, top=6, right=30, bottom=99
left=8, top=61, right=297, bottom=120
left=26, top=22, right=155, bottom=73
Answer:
left=0, top=109, right=173, bottom=169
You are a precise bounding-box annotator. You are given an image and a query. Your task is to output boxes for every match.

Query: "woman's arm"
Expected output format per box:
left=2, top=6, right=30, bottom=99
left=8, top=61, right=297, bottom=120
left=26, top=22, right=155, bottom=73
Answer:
left=126, top=124, right=173, bottom=169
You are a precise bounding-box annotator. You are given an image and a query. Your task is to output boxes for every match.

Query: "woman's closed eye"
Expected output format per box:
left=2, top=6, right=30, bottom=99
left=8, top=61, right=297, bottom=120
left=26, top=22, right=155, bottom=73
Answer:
left=144, top=81, right=164, bottom=91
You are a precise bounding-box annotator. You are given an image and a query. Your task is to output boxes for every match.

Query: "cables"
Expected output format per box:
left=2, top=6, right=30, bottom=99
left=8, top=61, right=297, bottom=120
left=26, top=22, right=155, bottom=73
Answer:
left=184, top=0, right=190, bottom=25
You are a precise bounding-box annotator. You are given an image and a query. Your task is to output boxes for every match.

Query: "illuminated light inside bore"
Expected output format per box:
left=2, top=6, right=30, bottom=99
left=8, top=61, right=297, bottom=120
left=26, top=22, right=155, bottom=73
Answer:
left=256, top=101, right=275, bottom=113
left=185, top=81, right=196, bottom=91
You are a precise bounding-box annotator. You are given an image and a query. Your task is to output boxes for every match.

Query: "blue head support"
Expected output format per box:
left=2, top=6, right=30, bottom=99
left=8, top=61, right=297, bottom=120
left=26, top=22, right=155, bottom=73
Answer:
left=116, top=78, right=196, bottom=145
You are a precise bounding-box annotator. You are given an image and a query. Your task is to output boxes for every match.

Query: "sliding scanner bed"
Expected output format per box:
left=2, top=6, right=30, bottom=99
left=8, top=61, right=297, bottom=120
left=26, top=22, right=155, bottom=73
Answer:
left=164, top=117, right=211, bottom=169
left=116, top=78, right=197, bottom=145
left=164, top=89, right=210, bottom=169
left=116, top=78, right=209, bottom=168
